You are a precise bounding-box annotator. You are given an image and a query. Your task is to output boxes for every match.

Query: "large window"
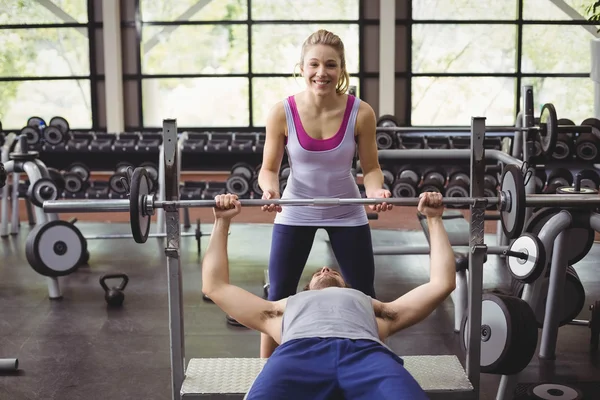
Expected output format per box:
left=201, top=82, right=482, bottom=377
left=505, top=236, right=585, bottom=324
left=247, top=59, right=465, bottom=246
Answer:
left=0, top=0, right=94, bottom=130
left=138, top=0, right=360, bottom=129
left=410, top=0, right=598, bottom=125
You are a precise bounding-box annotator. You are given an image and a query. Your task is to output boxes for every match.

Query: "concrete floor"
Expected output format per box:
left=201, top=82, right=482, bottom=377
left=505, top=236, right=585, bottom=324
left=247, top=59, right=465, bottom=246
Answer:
left=1, top=221, right=599, bottom=400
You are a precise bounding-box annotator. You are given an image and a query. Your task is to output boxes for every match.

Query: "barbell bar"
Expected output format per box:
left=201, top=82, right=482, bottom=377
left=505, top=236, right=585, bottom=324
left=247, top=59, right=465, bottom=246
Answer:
left=42, top=164, right=600, bottom=244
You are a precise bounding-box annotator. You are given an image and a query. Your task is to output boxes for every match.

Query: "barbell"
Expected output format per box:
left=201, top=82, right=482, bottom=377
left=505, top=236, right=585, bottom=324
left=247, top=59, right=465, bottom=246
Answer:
left=43, top=164, right=600, bottom=245
left=378, top=103, right=599, bottom=157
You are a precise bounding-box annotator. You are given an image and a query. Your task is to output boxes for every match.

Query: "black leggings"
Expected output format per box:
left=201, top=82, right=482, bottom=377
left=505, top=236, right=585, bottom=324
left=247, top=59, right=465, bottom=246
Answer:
left=266, top=223, right=376, bottom=300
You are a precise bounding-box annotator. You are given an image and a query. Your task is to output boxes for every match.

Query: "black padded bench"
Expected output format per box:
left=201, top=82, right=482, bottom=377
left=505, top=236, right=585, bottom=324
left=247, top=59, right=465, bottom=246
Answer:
left=416, top=210, right=487, bottom=271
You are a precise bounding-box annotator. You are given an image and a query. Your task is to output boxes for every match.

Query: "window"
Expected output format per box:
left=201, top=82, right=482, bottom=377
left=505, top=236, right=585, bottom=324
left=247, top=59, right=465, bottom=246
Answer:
left=410, top=0, right=598, bottom=126
left=138, top=0, right=360, bottom=128
left=0, top=0, right=93, bottom=130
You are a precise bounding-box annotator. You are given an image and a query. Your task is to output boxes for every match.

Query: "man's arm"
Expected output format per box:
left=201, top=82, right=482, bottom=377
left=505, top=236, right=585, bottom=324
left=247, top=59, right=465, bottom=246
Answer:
left=202, top=217, right=280, bottom=335
left=381, top=215, right=456, bottom=337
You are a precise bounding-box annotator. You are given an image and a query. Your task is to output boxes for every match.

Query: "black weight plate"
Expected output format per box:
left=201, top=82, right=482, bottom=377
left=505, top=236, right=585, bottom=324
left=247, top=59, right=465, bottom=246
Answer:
left=500, top=164, right=526, bottom=240
left=63, top=172, right=84, bottom=194
left=116, top=161, right=134, bottom=175
left=539, top=103, right=558, bottom=156
left=460, top=293, right=538, bottom=375
left=231, top=162, right=254, bottom=181
left=129, top=167, right=151, bottom=243
left=377, top=114, right=398, bottom=128
left=43, top=125, right=65, bottom=146
left=581, top=117, right=600, bottom=134
left=524, top=208, right=594, bottom=265
left=25, top=220, right=86, bottom=277
left=140, top=162, right=158, bottom=182
left=27, top=116, right=45, bottom=128
left=226, top=174, right=250, bottom=197
left=49, top=116, right=70, bottom=134
left=27, top=178, right=59, bottom=208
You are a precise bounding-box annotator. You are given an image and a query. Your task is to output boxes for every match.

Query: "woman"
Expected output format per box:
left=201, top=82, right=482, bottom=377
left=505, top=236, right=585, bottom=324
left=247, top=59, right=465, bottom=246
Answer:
left=257, top=29, right=392, bottom=358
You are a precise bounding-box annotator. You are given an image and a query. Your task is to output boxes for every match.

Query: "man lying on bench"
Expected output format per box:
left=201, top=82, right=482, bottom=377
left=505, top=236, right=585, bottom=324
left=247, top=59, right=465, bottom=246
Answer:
left=202, top=192, right=456, bottom=400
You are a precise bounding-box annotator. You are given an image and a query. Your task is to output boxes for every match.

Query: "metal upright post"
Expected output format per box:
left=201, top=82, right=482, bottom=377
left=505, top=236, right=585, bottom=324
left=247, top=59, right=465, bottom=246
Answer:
left=521, top=85, right=536, bottom=226
left=163, top=119, right=185, bottom=400
left=466, top=117, right=487, bottom=397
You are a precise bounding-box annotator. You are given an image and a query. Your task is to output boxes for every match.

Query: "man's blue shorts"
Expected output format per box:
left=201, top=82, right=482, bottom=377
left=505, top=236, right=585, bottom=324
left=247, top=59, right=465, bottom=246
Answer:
left=246, top=337, right=429, bottom=400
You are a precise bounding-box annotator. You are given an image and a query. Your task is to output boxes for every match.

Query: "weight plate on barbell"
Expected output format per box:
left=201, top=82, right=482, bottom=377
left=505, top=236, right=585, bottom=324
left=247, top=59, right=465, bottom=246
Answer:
left=507, top=233, right=546, bottom=284
left=460, top=293, right=538, bottom=375
left=43, top=125, right=65, bottom=146
left=555, top=186, right=599, bottom=195
left=525, top=208, right=594, bottom=266
left=49, top=116, right=70, bottom=134
left=527, top=383, right=583, bottom=400
left=539, top=103, right=558, bottom=156
left=129, top=167, right=151, bottom=244
left=25, top=220, right=86, bottom=277
left=27, top=178, right=59, bottom=208
left=500, top=164, right=526, bottom=240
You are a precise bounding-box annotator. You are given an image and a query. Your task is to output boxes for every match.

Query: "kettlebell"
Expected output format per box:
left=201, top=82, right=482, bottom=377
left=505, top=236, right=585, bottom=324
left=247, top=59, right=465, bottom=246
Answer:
left=99, top=273, right=129, bottom=307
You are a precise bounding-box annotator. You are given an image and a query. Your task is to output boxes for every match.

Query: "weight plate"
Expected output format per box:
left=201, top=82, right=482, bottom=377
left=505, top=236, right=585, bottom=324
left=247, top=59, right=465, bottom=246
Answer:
left=116, top=161, right=134, bottom=175
left=580, top=117, right=600, bottom=134
left=25, top=220, right=86, bottom=277
left=43, top=125, right=65, bottom=146
left=376, top=132, right=394, bottom=149
left=49, top=116, right=70, bottom=134
left=63, top=172, right=84, bottom=194
left=139, top=162, right=158, bottom=182
left=377, top=114, right=398, bottom=128
left=524, top=208, right=594, bottom=266
left=507, top=233, right=546, bottom=284
left=67, top=162, right=90, bottom=182
left=21, top=126, right=40, bottom=145
left=9, top=151, right=39, bottom=161
left=512, top=266, right=585, bottom=328
left=109, top=172, right=128, bottom=194
left=129, top=167, right=151, bottom=244
left=500, top=164, right=526, bottom=240
left=27, top=178, right=59, bottom=208
left=539, top=103, right=558, bottom=156
left=27, top=116, right=45, bottom=128
left=392, top=179, right=417, bottom=198
left=460, top=293, right=538, bottom=375
left=251, top=177, right=263, bottom=196
left=528, top=383, right=583, bottom=400
left=226, top=174, right=250, bottom=197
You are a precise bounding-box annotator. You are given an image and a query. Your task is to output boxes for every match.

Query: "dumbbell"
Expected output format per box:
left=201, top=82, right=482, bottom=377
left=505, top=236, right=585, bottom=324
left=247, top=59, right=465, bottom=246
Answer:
left=115, top=161, right=134, bottom=175
left=225, top=162, right=255, bottom=198
left=544, top=168, right=573, bottom=194
left=418, top=167, right=446, bottom=195
left=381, top=167, right=395, bottom=187
left=66, top=162, right=91, bottom=183
left=551, top=118, right=575, bottom=161
left=108, top=172, right=128, bottom=197
left=391, top=165, right=419, bottom=198
left=575, top=118, right=600, bottom=162
left=445, top=170, right=470, bottom=207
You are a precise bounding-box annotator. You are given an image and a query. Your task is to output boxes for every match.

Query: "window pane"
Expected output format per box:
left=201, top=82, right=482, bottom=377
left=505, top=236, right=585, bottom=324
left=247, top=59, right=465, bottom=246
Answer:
left=142, top=78, right=249, bottom=127
left=0, top=28, right=89, bottom=77
left=251, top=76, right=359, bottom=126
left=412, top=24, right=516, bottom=73
left=523, top=0, right=593, bottom=20
left=411, top=77, right=515, bottom=125
left=141, top=25, right=248, bottom=74
left=521, top=78, right=593, bottom=124
left=1, top=79, right=91, bottom=130
left=140, top=0, right=247, bottom=21
left=252, top=0, right=358, bottom=20
left=0, top=0, right=88, bottom=24
left=521, top=25, right=591, bottom=73
left=412, top=0, right=517, bottom=20
left=252, top=24, right=359, bottom=74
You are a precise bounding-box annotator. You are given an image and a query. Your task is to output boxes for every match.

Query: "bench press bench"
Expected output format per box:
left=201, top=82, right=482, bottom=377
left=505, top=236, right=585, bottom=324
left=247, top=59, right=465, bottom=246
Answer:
left=417, top=210, right=486, bottom=332
left=181, top=355, right=474, bottom=399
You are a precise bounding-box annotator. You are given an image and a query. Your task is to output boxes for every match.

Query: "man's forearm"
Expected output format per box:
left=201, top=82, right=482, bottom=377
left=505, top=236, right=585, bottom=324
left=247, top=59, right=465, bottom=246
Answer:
left=427, top=217, right=456, bottom=288
left=201, top=218, right=231, bottom=294
left=362, top=169, right=384, bottom=195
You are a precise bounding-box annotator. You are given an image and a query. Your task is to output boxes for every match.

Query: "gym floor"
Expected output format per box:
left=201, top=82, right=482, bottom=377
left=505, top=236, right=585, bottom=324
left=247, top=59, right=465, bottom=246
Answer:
left=1, top=205, right=599, bottom=400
